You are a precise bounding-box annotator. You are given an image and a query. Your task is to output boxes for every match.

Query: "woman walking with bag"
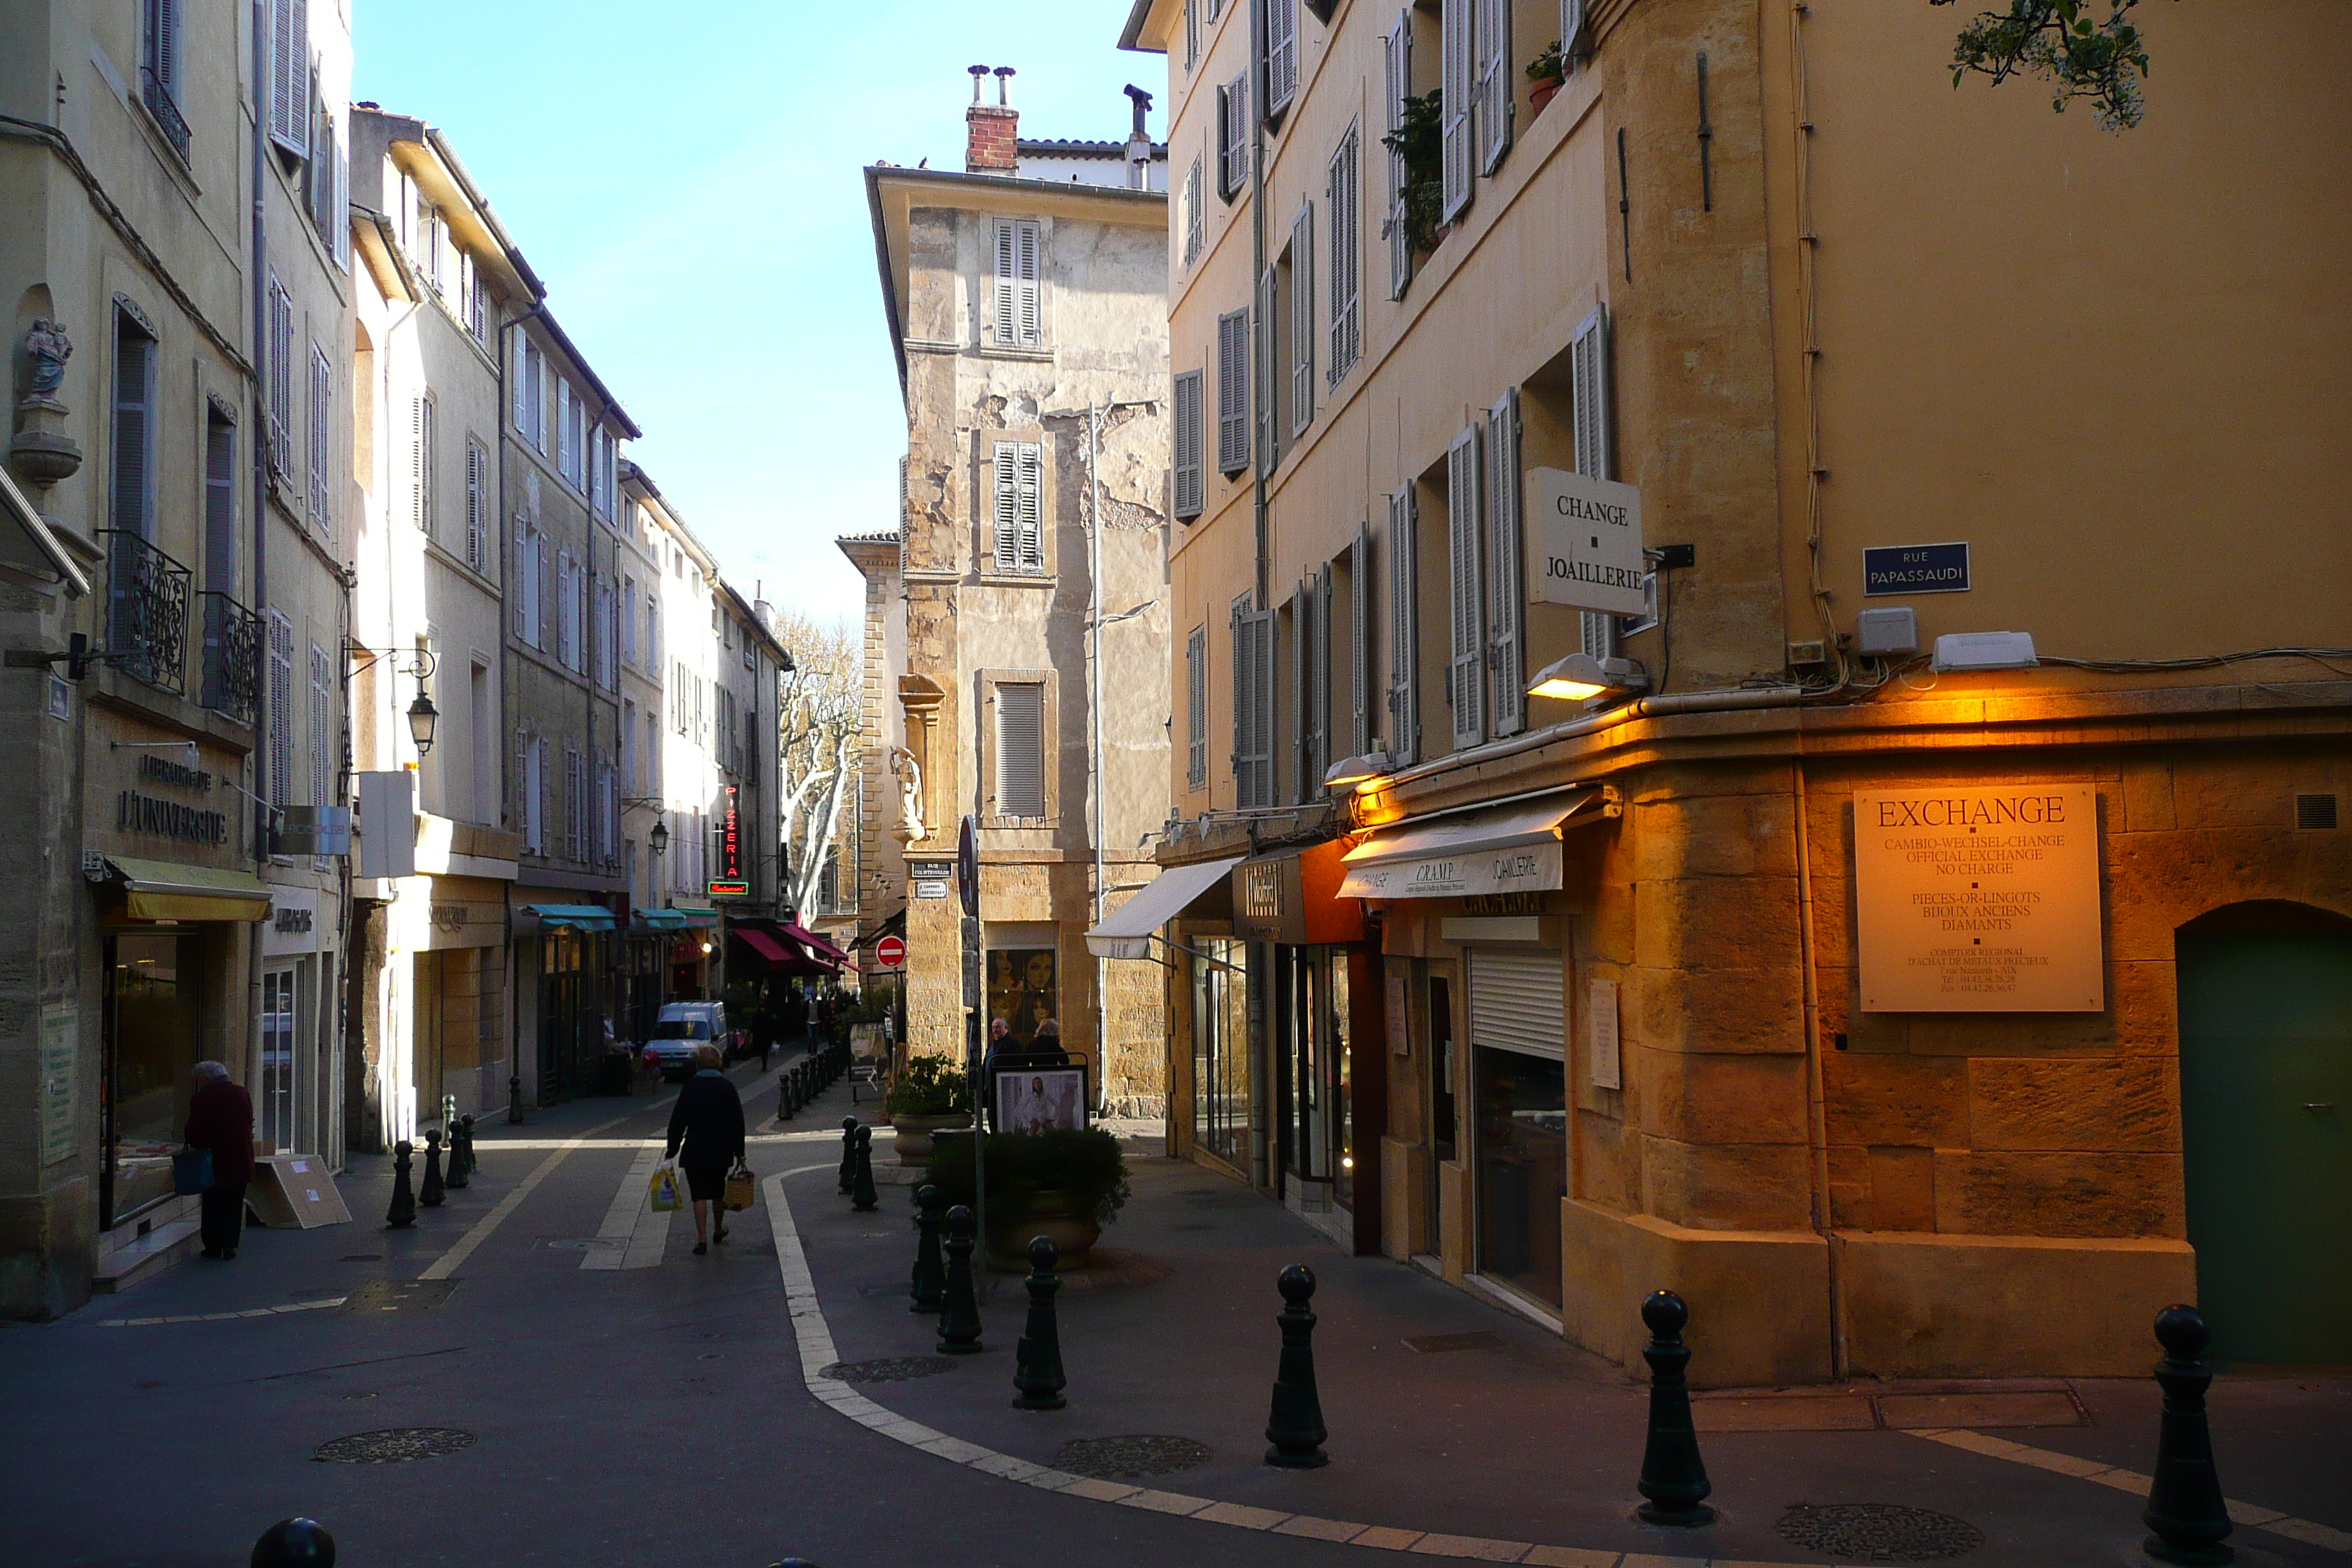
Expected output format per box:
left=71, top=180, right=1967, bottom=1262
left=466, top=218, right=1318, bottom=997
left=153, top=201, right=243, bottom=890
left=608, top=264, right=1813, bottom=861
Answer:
left=665, top=1044, right=745, bottom=1256
left=184, top=1060, right=254, bottom=1261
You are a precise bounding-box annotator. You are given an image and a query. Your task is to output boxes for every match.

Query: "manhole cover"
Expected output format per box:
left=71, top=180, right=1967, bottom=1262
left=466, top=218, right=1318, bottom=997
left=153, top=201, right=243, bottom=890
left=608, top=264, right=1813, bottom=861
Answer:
left=1777, top=1504, right=1986, bottom=1562
left=341, top=1280, right=459, bottom=1315
left=543, top=1237, right=622, bottom=1251
left=312, top=1428, right=477, bottom=1464
left=1403, top=1332, right=1505, bottom=1354
left=1053, top=1436, right=1214, bottom=1480
left=821, top=1357, right=957, bottom=1384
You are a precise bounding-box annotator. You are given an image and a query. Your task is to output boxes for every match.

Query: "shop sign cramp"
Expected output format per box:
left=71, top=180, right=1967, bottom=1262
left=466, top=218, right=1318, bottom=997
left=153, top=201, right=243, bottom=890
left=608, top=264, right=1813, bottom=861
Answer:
left=1852, top=785, right=2103, bottom=1012
left=1344, top=840, right=1563, bottom=900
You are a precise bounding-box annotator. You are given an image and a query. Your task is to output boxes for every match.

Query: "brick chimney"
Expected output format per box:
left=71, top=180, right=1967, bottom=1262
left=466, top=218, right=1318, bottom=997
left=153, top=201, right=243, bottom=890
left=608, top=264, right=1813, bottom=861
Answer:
left=965, top=65, right=1017, bottom=175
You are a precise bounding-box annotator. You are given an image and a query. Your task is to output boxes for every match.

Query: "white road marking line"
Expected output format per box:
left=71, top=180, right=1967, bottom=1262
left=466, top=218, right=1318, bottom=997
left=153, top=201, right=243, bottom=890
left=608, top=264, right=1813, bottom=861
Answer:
left=99, top=1296, right=347, bottom=1327
left=582, top=1142, right=672, bottom=1271
left=418, top=1109, right=638, bottom=1282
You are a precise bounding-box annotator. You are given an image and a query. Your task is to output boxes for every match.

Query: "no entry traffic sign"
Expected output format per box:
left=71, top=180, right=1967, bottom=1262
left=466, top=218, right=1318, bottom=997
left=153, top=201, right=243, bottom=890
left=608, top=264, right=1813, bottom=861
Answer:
left=875, top=935, right=907, bottom=969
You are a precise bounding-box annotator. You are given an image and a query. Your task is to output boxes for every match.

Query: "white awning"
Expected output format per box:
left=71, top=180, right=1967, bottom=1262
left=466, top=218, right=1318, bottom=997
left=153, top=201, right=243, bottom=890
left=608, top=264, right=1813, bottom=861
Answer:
left=1338, top=791, right=1610, bottom=900
left=0, top=463, right=91, bottom=598
left=1084, top=856, right=1244, bottom=958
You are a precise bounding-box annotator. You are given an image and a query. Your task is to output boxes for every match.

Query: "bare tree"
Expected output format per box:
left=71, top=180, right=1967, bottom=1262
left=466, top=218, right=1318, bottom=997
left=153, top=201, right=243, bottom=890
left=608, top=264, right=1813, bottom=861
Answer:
left=773, top=611, right=861, bottom=920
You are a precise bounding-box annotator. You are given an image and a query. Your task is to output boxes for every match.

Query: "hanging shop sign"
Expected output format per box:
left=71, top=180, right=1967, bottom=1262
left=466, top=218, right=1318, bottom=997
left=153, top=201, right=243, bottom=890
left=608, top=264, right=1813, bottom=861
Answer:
left=1852, top=785, right=2103, bottom=1012
left=709, top=783, right=744, bottom=896
left=1530, top=467, right=1646, bottom=617
left=1863, top=541, right=1970, bottom=595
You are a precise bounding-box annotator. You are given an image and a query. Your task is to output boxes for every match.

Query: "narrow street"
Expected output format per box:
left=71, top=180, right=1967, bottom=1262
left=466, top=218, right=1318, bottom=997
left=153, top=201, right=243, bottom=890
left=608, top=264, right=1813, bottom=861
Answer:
left=8, top=1052, right=2347, bottom=1568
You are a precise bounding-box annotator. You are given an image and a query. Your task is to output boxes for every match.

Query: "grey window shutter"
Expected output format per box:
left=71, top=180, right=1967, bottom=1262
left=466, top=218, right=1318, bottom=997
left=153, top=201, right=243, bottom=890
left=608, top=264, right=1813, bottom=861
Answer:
left=1310, top=562, right=1331, bottom=794
left=1384, top=14, right=1415, bottom=300
left=410, top=396, right=431, bottom=533
left=1570, top=305, right=1619, bottom=659
left=996, top=684, right=1046, bottom=818
left=1255, top=265, right=1279, bottom=474
left=1446, top=424, right=1485, bottom=750
left=1186, top=624, right=1208, bottom=790
left=1219, top=73, right=1249, bottom=198
left=203, top=415, right=236, bottom=589
left=1185, top=155, right=1206, bottom=265
left=1487, top=388, right=1525, bottom=736
left=1440, top=0, right=1474, bottom=222
left=1013, top=220, right=1042, bottom=347
left=992, top=441, right=1019, bottom=570
left=1172, top=369, right=1205, bottom=519
left=1015, top=442, right=1043, bottom=568
left=1216, top=310, right=1249, bottom=474
left=1290, top=204, right=1314, bottom=437
left=111, top=328, right=154, bottom=539
left=1230, top=594, right=1250, bottom=799
left=1562, top=0, right=1590, bottom=61
left=1329, top=126, right=1361, bottom=385
left=1264, top=0, right=1298, bottom=115
left=1215, top=85, right=1233, bottom=198
left=1387, top=486, right=1419, bottom=766
left=1185, top=0, right=1200, bottom=69
left=1477, top=0, right=1512, bottom=175
left=1255, top=607, right=1278, bottom=807
left=1349, top=521, right=1373, bottom=757
left=268, top=0, right=295, bottom=149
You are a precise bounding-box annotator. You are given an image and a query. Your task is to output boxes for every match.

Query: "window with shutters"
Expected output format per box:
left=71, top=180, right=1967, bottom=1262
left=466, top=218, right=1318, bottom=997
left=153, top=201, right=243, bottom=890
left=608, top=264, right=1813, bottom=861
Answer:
left=1293, top=568, right=1330, bottom=802
left=1186, top=624, right=1209, bottom=791
left=268, top=0, right=310, bottom=159
left=1327, top=126, right=1362, bottom=385
left=305, top=108, right=341, bottom=247
left=1440, top=0, right=1474, bottom=222
left=522, top=336, right=546, bottom=452
left=1468, top=946, right=1566, bottom=1060
left=410, top=394, right=434, bottom=536
left=990, top=441, right=1044, bottom=574
left=308, top=345, right=333, bottom=528
left=1289, top=205, right=1314, bottom=438
left=1476, top=0, right=1513, bottom=174
left=464, top=441, right=488, bottom=571
left=1349, top=522, right=1374, bottom=758
left=1387, top=485, right=1421, bottom=766
left=203, top=407, right=237, bottom=594
left=309, top=641, right=332, bottom=808
left=1446, top=424, right=1486, bottom=751
left=266, top=612, right=295, bottom=810
left=1562, top=0, right=1591, bottom=63
left=1486, top=389, right=1525, bottom=736
left=990, top=219, right=1044, bottom=350
left=1569, top=304, right=1619, bottom=660
left=266, top=277, right=295, bottom=474
left=1256, top=265, right=1280, bottom=474
left=992, top=679, right=1048, bottom=821
left=110, top=312, right=157, bottom=542
left=1184, top=0, right=1200, bottom=70
left=565, top=747, right=586, bottom=862
left=1262, top=0, right=1299, bottom=118
left=1216, top=75, right=1248, bottom=201
left=1229, top=592, right=1275, bottom=809
left=1384, top=13, right=1417, bottom=300
left=622, top=576, right=637, bottom=665
left=556, top=380, right=576, bottom=485
left=141, top=0, right=186, bottom=150
left=595, top=577, right=616, bottom=690
left=1215, top=309, right=1250, bottom=475
left=1172, top=369, right=1206, bottom=520
left=1183, top=154, right=1206, bottom=268
left=513, top=519, right=542, bottom=647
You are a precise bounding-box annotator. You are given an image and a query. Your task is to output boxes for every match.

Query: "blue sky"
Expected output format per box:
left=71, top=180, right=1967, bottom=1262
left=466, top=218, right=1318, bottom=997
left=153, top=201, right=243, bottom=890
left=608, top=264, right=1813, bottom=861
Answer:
left=355, top=1, right=1166, bottom=626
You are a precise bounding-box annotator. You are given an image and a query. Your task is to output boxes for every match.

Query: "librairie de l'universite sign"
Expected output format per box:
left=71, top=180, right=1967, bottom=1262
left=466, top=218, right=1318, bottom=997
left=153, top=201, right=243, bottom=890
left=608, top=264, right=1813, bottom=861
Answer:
left=1851, top=785, right=2103, bottom=1012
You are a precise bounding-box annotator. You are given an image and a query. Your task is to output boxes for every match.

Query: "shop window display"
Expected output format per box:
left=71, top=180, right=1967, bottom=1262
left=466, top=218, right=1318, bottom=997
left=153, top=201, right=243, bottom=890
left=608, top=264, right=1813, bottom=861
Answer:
left=1474, top=1044, right=1567, bottom=1308
left=988, top=948, right=1058, bottom=1044
left=106, top=931, right=200, bottom=1225
left=1190, top=938, right=1250, bottom=1168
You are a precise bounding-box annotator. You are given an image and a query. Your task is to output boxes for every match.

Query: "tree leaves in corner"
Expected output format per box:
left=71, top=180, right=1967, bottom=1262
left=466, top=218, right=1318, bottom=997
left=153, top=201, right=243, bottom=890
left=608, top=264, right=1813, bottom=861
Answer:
left=1931, top=0, right=2172, bottom=129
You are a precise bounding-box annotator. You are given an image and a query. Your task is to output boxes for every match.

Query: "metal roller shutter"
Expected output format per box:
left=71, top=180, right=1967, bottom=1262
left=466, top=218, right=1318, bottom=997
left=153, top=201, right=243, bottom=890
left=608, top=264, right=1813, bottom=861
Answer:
left=1467, top=947, right=1565, bottom=1060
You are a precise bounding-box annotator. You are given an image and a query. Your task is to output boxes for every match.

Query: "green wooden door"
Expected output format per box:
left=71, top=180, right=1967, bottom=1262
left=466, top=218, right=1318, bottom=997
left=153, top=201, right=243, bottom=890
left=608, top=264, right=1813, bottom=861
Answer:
left=2176, top=926, right=2352, bottom=1363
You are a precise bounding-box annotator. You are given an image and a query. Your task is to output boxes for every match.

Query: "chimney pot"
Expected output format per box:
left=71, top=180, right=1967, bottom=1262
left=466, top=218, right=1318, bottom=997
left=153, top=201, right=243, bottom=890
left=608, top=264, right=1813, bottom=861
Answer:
left=965, top=67, right=1019, bottom=174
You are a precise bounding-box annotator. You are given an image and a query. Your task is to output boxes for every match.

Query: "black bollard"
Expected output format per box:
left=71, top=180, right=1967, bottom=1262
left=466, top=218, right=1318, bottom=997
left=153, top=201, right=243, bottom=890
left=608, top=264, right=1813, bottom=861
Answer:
left=458, top=1115, right=478, bottom=1179
left=385, top=1140, right=417, bottom=1228
left=251, top=1518, right=336, bottom=1568
left=418, top=1128, right=446, bottom=1207
left=837, top=1117, right=859, bottom=1194
left=2144, top=1305, right=2234, bottom=1565
left=1264, top=1263, right=1330, bottom=1468
left=507, top=1072, right=524, bottom=1125
left=445, top=1117, right=470, bottom=1191
left=1635, top=1289, right=1715, bottom=1526
left=777, top=1068, right=796, bottom=1122
left=910, top=1184, right=946, bottom=1313
left=1012, top=1235, right=1068, bottom=1410
left=936, top=1204, right=984, bottom=1354
left=851, top=1125, right=879, bottom=1212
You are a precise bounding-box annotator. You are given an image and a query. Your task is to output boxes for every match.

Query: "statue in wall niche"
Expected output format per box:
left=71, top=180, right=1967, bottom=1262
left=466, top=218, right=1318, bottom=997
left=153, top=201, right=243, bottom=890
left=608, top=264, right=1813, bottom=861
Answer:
left=889, top=746, right=926, bottom=844
left=23, top=319, right=70, bottom=399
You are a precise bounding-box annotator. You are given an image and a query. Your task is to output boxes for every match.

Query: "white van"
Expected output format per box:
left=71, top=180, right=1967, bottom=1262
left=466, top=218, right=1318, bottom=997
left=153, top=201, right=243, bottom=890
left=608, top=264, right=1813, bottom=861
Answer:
left=642, top=1001, right=728, bottom=1081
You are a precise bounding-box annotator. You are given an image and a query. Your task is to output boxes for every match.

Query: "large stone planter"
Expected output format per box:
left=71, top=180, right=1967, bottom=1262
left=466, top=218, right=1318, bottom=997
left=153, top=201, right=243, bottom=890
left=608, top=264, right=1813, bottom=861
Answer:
left=890, top=1112, right=971, bottom=1165
left=987, top=1189, right=1102, bottom=1266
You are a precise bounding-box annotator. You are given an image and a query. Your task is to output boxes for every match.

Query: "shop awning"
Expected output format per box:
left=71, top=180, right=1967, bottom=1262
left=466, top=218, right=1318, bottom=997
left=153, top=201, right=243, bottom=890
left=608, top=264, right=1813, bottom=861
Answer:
left=1337, top=791, right=1612, bottom=900
left=633, top=907, right=687, bottom=930
left=520, top=903, right=617, bottom=932
left=106, top=857, right=271, bottom=922
left=674, top=905, right=720, bottom=929
left=780, top=921, right=851, bottom=969
left=732, top=925, right=802, bottom=967
left=1085, top=856, right=1245, bottom=959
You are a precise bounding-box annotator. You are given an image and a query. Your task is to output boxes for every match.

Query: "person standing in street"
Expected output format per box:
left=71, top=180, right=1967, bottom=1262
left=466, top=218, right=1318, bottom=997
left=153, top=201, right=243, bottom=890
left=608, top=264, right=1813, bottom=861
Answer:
left=184, top=1061, right=254, bottom=1261
left=666, top=1044, right=745, bottom=1256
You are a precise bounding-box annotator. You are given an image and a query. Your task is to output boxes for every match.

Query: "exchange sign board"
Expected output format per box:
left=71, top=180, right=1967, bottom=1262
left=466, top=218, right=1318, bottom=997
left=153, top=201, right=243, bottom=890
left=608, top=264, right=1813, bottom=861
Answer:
left=1851, top=785, right=2104, bottom=1012
left=1530, top=467, right=1646, bottom=618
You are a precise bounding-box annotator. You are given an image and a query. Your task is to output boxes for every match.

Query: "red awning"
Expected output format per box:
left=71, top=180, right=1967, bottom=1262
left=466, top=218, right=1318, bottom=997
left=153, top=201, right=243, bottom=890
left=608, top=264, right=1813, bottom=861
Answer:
left=780, top=921, right=851, bottom=969
left=734, top=926, right=798, bottom=966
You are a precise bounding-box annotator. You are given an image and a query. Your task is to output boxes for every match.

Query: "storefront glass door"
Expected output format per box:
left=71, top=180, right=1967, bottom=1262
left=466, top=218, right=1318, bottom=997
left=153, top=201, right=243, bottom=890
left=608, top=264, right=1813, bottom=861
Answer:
left=1466, top=947, right=1569, bottom=1310
left=1280, top=947, right=1354, bottom=1214
left=103, top=930, right=201, bottom=1227
left=1189, top=937, right=1251, bottom=1169
left=259, top=966, right=298, bottom=1153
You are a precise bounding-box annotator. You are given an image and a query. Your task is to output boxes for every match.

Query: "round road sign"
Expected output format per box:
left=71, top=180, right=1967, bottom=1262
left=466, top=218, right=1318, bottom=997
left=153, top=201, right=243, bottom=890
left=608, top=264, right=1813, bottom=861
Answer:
left=875, top=935, right=907, bottom=969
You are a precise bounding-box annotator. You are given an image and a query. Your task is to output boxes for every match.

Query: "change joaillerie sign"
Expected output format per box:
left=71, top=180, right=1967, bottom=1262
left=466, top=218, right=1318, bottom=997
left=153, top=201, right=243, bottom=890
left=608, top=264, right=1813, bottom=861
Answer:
left=1852, top=785, right=2103, bottom=1012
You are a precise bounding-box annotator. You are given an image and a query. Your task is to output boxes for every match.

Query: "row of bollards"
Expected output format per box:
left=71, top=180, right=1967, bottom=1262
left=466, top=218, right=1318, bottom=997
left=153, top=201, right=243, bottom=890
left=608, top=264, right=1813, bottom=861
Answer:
left=384, top=1116, right=480, bottom=1228
left=778, top=1041, right=845, bottom=1123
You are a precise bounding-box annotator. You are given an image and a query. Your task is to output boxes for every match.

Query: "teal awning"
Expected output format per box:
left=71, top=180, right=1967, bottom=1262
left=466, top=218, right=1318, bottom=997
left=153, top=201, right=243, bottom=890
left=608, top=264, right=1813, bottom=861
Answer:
left=674, top=905, right=720, bottom=929
left=522, top=903, right=616, bottom=932
left=633, top=907, right=687, bottom=930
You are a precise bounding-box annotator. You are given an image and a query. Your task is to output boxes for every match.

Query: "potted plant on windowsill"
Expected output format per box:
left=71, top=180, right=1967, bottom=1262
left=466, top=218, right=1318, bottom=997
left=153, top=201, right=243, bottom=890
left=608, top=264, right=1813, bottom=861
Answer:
left=1527, top=43, right=1567, bottom=116
left=884, top=1055, right=970, bottom=1165
left=923, top=1128, right=1131, bottom=1266
left=1382, top=88, right=1447, bottom=255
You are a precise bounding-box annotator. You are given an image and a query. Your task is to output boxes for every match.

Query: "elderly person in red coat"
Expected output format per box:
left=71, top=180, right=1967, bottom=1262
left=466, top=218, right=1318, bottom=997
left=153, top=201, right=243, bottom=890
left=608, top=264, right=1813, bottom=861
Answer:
left=184, top=1060, right=255, bottom=1261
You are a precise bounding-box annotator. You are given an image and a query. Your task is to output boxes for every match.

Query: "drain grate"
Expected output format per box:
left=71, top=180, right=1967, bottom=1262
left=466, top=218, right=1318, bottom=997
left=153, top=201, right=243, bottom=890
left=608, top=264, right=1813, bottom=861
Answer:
left=1403, top=1332, right=1505, bottom=1354
left=313, top=1428, right=476, bottom=1464
left=341, top=1280, right=459, bottom=1315
left=822, top=1356, right=957, bottom=1384
left=1777, top=1504, right=1985, bottom=1562
left=1054, top=1435, right=1214, bottom=1480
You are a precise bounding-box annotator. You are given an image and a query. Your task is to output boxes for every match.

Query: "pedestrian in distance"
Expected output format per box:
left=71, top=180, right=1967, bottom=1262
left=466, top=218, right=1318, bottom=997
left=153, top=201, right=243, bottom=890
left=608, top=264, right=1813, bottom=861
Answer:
left=184, top=1060, right=255, bottom=1261
left=666, top=1044, right=746, bottom=1256
left=753, top=1003, right=775, bottom=1071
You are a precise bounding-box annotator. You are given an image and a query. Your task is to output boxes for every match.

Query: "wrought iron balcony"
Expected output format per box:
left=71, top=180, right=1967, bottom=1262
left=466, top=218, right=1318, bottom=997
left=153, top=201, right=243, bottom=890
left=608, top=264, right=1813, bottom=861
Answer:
left=140, top=68, right=192, bottom=162
left=102, top=531, right=192, bottom=696
left=199, top=591, right=263, bottom=725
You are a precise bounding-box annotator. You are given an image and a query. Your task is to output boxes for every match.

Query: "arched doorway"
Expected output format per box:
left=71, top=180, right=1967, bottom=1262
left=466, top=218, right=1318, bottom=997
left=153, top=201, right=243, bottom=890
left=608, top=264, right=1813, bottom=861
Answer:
left=2175, top=902, right=2352, bottom=1363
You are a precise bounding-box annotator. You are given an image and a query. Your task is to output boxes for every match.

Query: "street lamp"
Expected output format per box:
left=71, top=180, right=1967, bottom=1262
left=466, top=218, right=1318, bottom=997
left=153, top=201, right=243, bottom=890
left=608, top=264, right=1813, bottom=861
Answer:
left=649, top=818, right=670, bottom=857
left=407, top=688, right=439, bottom=755
left=1526, top=651, right=1649, bottom=704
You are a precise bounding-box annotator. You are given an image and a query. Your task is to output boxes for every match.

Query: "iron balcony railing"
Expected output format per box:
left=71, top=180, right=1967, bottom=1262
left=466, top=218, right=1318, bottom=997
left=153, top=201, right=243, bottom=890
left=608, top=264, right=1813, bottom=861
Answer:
left=140, top=68, right=191, bottom=162
left=198, top=590, right=263, bottom=725
left=102, top=530, right=192, bottom=695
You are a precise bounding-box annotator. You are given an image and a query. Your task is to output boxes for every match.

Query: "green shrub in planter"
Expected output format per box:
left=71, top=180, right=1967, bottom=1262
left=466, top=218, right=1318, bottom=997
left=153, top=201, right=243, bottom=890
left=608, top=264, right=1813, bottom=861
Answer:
left=886, top=1055, right=970, bottom=1118
left=921, top=1129, right=1131, bottom=1227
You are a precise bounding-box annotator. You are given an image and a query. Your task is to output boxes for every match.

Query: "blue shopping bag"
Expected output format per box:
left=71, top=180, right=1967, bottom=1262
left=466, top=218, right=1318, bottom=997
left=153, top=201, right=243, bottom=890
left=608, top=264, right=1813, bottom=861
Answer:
left=173, top=1147, right=214, bottom=1194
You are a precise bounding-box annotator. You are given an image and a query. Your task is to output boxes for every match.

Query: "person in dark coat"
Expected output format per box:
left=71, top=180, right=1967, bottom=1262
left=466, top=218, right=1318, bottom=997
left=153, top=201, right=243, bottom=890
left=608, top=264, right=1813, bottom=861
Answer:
left=184, top=1060, right=254, bottom=1260
left=666, top=1044, right=746, bottom=1255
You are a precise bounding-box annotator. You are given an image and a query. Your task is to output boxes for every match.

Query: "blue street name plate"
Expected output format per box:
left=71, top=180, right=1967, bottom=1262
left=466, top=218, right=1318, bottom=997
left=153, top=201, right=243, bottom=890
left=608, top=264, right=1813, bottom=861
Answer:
left=1863, top=541, right=1970, bottom=595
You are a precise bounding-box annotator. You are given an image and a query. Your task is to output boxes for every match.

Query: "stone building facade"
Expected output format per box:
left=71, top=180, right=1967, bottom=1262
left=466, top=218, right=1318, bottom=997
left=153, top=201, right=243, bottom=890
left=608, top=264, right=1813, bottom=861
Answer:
left=1119, top=0, right=2351, bottom=1379
left=851, top=80, right=1175, bottom=1114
